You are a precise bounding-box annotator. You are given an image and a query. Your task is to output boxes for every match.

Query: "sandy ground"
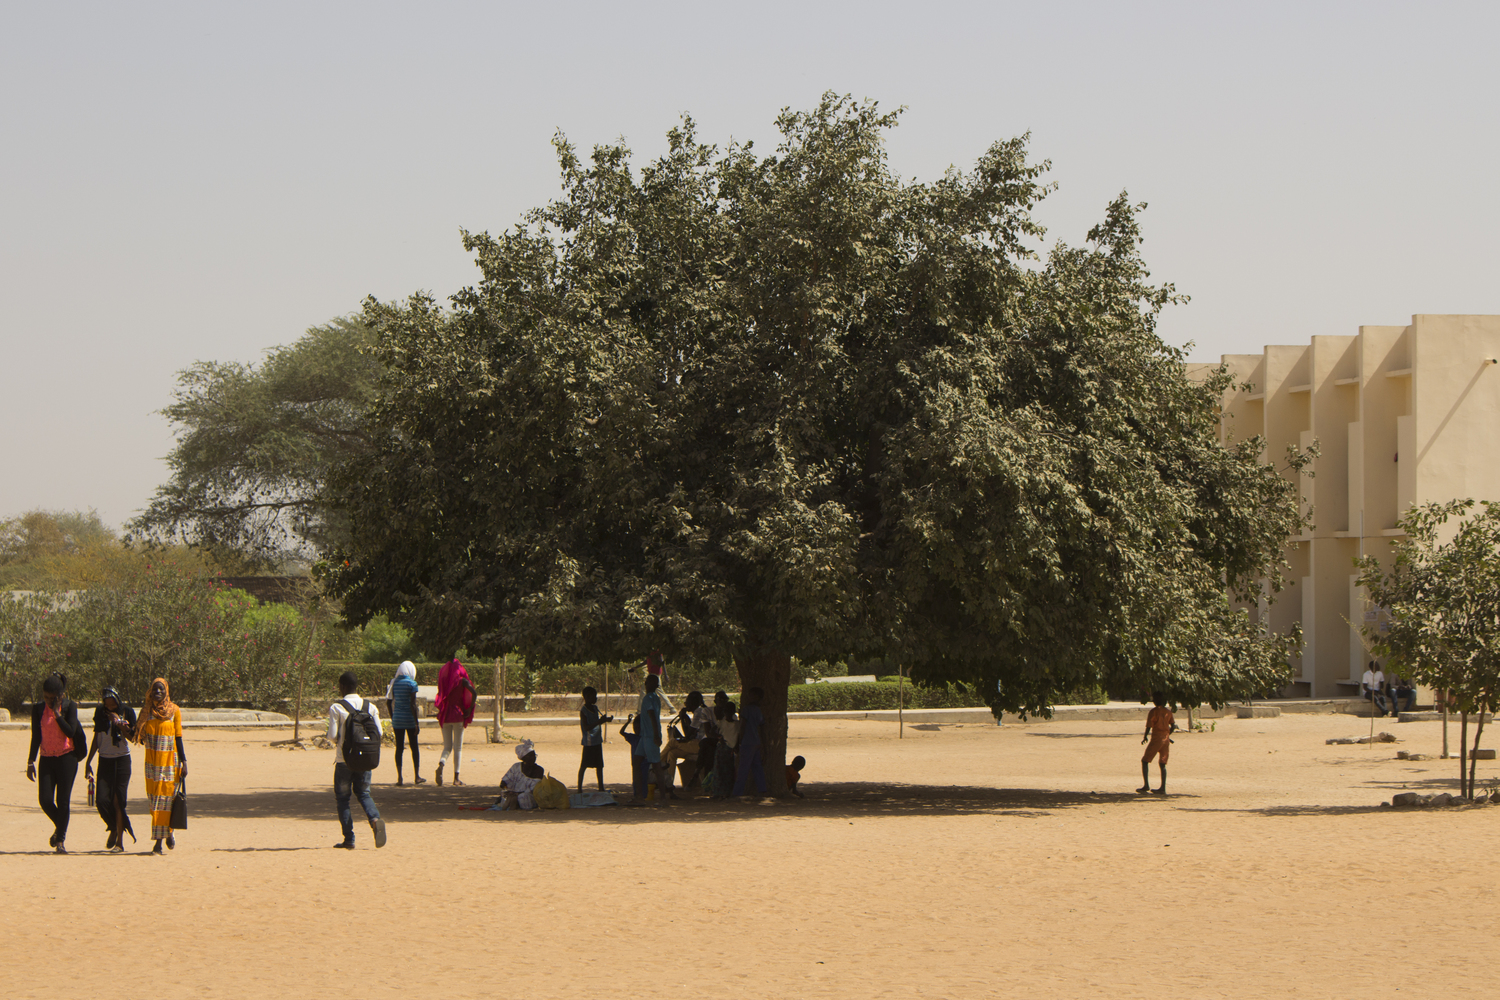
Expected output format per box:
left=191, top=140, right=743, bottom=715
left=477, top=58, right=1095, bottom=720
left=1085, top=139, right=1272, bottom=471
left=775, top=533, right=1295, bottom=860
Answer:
left=2, top=710, right=1497, bottom=999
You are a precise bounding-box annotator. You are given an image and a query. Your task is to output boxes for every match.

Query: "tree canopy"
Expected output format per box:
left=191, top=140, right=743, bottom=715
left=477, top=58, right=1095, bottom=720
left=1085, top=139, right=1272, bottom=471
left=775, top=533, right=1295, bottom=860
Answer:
left=330, top=95, right=1309, bottom=790
left=130, top=316, right=379, bottom=566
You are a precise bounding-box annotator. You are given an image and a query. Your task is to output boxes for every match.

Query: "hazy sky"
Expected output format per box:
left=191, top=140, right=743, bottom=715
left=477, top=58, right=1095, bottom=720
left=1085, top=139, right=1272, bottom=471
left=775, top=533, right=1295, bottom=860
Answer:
left=3, top=1, right=1497, bottom=529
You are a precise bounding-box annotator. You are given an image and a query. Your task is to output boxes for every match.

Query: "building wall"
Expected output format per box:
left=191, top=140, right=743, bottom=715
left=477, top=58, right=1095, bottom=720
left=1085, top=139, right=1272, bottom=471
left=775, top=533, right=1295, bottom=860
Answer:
left=1204, top=316, right=1500, bottom=698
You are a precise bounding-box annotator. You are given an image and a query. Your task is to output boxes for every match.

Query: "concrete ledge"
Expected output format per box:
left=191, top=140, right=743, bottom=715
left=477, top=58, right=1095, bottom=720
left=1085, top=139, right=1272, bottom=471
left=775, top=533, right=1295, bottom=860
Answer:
left=1398, top=711, right=1491, bottom=724
left=1237, top=706, right=1282, bottom=719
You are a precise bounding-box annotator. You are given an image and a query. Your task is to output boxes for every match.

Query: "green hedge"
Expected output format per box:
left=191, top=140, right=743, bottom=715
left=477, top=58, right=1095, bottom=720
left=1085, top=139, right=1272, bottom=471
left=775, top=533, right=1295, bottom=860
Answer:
left=786, top=681, right=989, bottom=713
left=319, top=660, right=745, bottom=696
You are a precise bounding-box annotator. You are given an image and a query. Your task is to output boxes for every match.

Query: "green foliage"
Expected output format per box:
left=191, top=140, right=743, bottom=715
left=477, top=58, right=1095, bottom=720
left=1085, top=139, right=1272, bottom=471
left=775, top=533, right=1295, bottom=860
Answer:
left=786, top=681, right=984, bottom=712
left=1358, top=499, right=1500, bottom=796
left=0, top=592, right=74, bottom=712
left=329, top=94, right=1307, bottom=768
left=0, top=567, right=352, bottom=712
left=359, top=613, right=427, bottom=663
left=130, top=316, right=380, bottom=565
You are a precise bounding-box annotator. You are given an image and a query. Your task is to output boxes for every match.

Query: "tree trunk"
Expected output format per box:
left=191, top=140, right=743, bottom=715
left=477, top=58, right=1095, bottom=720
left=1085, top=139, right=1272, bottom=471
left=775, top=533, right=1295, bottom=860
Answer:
left=1468, top=701, right=1487, bottom=800
left=1459, top=710, right=1468, bottom=798
left=734, top=647, right=792, bottom=795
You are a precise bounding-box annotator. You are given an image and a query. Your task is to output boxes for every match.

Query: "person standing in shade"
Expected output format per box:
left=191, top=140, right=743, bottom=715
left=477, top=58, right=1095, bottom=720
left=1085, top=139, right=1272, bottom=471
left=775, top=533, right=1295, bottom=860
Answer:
left=434, top=657, right=477, bottom=787
left=328, top=671, right=387, bottom=849
left=26, top=671, right=88, bottom=853
left=577, top=686, right=612, bottom=792
left=85, top=685, right=137, bottom=852
left=710, top=696, right=739, bottom=800
left=732, top=686, right=769, bottom=798
left=135, top=677, right=187, bottom=855
left=386, top=661, right=424, bottom=786
left=630, top=673, right=667, bottom=806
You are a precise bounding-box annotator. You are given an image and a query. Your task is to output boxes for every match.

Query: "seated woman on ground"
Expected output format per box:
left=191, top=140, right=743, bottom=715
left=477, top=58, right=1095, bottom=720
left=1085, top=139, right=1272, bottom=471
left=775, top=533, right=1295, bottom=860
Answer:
left=497, top=739, right=546, bottom=811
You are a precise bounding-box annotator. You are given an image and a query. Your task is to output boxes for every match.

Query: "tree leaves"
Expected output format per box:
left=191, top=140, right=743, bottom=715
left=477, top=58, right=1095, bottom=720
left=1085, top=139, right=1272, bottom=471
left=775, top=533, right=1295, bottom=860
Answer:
left=330, top=93, right=1307, bottom=716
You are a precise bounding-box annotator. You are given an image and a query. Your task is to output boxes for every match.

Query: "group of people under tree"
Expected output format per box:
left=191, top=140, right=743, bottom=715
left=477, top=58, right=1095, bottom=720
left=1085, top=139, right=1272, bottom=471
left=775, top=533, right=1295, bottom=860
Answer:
left=24, top=671, right=187, bottom=854
left=563, top=671, right=805, bottom=808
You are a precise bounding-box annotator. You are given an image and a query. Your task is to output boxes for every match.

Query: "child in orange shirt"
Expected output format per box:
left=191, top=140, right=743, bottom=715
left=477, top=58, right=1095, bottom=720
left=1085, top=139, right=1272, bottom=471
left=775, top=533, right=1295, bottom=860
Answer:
left=1138, top=692, right=1176, bottom=796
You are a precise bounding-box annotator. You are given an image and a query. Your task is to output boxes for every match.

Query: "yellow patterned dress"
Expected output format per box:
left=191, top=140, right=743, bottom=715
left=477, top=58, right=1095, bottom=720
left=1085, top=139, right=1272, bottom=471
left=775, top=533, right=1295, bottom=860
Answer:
left=138, top=707, right=182, bottom=840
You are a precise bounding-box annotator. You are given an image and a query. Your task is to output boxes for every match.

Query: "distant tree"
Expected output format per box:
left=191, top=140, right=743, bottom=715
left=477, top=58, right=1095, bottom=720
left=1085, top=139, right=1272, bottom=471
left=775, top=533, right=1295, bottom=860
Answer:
left=130, top=316, right=379, bottom=566
left=1358, top=499, right=1500, bottom=798
left=0, top=509, right=112, bottom=566
left=0, top=509, right=211, bottom=590
left=332, top=95, right=1308, bottom=792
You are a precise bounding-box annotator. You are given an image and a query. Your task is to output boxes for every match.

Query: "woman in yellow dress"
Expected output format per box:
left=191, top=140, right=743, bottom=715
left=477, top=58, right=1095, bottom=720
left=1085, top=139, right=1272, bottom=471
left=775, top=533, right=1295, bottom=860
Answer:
left=135, top=677, right=187, bottom=854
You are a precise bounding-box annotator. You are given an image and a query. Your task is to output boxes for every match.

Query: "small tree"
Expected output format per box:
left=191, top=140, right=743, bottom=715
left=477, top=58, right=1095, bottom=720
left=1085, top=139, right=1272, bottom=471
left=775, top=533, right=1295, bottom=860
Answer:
left=1358, top=499, right=1500, bottom=799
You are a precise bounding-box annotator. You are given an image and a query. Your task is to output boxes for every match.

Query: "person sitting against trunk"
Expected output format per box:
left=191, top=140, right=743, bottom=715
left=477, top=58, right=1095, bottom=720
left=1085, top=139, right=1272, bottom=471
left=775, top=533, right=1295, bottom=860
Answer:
left=499, top=739, right=546, bottom=811
left=786, top=755, right=806, bottom=798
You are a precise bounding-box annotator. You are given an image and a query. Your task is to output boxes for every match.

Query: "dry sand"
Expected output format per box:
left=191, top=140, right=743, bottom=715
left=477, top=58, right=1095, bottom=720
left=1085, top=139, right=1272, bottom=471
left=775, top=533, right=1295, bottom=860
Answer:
left=2, top=710, right=1497, bottom=999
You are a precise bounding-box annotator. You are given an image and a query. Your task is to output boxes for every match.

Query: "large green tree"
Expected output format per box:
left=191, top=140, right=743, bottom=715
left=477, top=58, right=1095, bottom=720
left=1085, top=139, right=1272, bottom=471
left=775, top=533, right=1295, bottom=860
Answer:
left=332, top=96, right=1307, bottom=791
left=130, top=316, right=379, bottom=565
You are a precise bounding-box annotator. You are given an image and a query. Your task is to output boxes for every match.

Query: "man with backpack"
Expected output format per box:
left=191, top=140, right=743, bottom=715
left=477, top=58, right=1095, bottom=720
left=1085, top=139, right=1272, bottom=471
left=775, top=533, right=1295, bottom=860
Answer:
left=327, top=671, right=387, bottom=849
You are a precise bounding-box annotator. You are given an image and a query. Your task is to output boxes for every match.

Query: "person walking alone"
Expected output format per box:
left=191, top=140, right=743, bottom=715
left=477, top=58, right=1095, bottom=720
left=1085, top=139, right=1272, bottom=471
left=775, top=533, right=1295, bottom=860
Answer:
left=135, top=678, right=187, bottom=855
left=434, top=657, right=476, bottom=787
left=26, top=671, right=88, bottom=853
left=328, top=671, right=387, bottom=849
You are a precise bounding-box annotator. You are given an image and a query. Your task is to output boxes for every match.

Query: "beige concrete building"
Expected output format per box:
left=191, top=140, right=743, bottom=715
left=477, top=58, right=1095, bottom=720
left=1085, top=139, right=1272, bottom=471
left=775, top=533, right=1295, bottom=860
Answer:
left=1195, top=315, right=1500, bottom=697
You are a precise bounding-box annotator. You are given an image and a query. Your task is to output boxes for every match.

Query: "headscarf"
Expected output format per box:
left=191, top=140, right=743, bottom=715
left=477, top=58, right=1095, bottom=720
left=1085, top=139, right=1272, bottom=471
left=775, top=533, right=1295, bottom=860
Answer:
left=141, top=677, right=177, bottom=727
left=515, top=738, right=535, bottom=760
left=385, top=660, right=417, bottom=699
left=435, top=658, right=474, bottom=726
left=99, top=686, right=136, bottom=747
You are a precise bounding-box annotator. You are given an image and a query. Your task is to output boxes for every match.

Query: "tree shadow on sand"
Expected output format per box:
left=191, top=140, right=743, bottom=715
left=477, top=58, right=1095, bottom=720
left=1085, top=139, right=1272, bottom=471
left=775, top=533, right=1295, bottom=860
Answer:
left=184, top=781, right=1188, bottom=826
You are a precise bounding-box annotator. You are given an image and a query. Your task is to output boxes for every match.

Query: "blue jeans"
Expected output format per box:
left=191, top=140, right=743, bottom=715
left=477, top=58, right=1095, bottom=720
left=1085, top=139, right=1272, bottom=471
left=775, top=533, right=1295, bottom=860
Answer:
left=334, top=763, right=380, bottom=843
left=732, top=744, right=767, bottom=796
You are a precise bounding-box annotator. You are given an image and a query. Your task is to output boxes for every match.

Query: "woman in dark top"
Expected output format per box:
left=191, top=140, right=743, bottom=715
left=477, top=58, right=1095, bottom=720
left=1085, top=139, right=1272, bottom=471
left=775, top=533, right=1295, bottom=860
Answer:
left=85, top=686, right=138, bottom=852
left=26, top=671, right=88, bottom=853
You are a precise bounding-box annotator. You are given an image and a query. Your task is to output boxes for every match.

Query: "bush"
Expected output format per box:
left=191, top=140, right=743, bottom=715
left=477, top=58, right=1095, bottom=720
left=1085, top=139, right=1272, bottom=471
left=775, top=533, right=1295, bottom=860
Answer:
left=358, top=614, right=427, bottom=663
left=786, top=680, right=988, bottom=713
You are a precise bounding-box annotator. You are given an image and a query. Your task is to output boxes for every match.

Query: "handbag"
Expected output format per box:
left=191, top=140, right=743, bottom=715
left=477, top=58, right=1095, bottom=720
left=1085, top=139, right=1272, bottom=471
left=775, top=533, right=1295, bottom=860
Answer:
left=169, top=778, right=188, bottom=830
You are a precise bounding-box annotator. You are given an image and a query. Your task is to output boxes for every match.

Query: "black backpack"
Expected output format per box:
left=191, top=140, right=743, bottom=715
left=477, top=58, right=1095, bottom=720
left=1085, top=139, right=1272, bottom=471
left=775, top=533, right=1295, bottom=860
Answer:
left=339, top=698, right=382, bottom=772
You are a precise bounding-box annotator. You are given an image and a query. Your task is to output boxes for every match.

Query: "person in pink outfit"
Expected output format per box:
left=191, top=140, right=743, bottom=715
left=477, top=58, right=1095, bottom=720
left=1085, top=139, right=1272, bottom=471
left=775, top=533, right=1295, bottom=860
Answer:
left=434, top=658, right=477, bottom=786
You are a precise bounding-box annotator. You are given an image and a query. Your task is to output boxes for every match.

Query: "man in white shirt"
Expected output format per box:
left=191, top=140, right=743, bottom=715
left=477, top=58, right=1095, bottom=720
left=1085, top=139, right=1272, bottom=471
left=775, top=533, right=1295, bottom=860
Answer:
left=327, top=671, right=387, bottom=849
left=1361, top=661, right=1389, bottom=717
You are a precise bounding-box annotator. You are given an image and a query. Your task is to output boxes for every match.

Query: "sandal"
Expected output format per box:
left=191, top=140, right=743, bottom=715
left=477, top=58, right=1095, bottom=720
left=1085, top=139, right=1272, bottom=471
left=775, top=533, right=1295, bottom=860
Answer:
left=167, top=833, right=176, bottom=850
left=414, top=776, right=427, bottom=785
left=452, top=777, right=465, bottom=786
left=435, top=763, right=444, bottom=787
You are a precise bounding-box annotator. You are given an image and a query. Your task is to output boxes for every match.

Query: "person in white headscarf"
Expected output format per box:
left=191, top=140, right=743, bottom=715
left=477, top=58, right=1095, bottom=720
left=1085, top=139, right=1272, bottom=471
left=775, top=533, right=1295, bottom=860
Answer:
left=498, top=739, right=545, bottom=810
left=385, top=661, right=424, bottom=785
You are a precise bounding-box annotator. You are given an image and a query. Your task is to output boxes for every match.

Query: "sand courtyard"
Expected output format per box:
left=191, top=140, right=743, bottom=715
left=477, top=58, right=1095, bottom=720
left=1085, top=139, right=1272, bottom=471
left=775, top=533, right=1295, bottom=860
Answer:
left=3, top=710, right=1496, bottom=999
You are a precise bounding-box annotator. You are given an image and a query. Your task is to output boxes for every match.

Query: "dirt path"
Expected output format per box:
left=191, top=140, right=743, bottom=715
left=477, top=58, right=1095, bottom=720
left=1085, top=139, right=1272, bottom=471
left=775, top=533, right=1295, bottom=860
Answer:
left=2, top=712, right=1495, bottom=998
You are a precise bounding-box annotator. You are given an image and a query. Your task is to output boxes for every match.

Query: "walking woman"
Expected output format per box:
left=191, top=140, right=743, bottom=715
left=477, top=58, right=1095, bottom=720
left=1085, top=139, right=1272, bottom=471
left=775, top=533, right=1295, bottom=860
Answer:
left=25, top=671, right=88, bottom=853
left=434, top=657, right=476, bottom=786
left=84, top=685, right=138, bottom=852
left=386, top=660, right=424, bottom=785
left=135, top=677, right=187, bottom=855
